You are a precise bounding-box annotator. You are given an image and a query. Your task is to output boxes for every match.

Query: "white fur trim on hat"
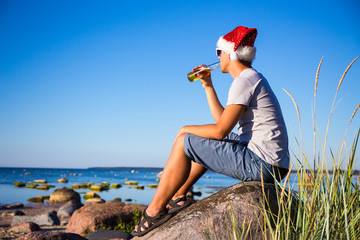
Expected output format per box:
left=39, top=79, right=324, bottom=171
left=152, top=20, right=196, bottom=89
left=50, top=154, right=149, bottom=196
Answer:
left=217, top=36, right=256, bottom=62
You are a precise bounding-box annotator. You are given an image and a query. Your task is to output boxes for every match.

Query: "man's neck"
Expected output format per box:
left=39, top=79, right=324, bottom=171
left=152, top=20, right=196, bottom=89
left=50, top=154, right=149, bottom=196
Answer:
left=229, top=61, right=251, bottom=79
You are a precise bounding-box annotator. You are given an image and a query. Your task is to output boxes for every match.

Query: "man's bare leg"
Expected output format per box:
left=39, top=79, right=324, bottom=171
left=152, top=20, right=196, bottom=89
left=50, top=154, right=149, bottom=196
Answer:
left=170, top=161, right=207, bottom=204
left=135, top=133, right=208, bottom=232
left=144, top=133, right=191, bottom=216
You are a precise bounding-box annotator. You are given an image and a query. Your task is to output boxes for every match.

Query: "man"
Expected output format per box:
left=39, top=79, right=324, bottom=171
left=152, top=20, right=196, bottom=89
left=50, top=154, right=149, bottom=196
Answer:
left=132, top=26, right=289, bottom=237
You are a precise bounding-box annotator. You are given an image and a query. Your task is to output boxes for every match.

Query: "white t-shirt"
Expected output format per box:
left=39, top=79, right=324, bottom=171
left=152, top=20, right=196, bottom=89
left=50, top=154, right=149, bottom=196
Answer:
left=227, top=68, right=289, bottom=168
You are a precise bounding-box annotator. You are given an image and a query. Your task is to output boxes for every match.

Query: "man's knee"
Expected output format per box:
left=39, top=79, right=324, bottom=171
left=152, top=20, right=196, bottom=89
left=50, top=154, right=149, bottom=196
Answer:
left=174, top=132, right=187, bottom=147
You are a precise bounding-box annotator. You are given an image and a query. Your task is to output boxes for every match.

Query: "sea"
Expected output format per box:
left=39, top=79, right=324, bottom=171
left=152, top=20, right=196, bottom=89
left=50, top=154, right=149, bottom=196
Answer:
left=1, top=167, right=271, bottom=206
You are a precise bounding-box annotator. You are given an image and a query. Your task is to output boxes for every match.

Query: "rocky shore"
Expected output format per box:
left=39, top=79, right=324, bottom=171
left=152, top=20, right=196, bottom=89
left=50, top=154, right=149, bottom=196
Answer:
left=0, top=182, right=287, bottom=239
left=0, top=203, right=67, bottom=239
left=0, top=187, right=145, bottom=239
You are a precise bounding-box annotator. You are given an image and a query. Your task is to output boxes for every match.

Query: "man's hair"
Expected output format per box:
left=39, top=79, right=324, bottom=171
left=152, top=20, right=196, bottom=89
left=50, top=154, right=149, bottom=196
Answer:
left=239, top=59, right=252, bottom=67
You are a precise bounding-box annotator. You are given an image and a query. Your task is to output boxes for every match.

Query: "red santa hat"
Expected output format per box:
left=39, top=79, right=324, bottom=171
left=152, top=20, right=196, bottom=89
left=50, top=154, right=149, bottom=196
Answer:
left=217, top=26, right=257, bottom=61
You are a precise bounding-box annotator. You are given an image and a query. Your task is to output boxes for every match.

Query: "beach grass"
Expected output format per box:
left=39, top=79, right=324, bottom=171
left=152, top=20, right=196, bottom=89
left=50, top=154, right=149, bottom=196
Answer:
left=259, top=130, right=360, bottom=240
left=222, top=57, right=360, bottom=240
left=101, top=205, right=141, bottom=233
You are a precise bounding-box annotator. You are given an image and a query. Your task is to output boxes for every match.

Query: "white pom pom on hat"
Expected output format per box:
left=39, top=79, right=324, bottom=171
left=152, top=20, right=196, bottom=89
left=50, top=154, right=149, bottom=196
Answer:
left=230, top=52, right=238, bottom=61
left=217, top=26, right=257, bottom=62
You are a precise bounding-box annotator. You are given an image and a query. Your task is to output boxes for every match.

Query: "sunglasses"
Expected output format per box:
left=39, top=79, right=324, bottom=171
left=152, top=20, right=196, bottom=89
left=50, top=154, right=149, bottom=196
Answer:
left=216, top=48, right=222, bottom=57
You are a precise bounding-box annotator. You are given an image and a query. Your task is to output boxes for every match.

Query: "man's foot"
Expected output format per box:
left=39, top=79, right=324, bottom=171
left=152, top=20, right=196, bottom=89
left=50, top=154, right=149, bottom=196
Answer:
left=132, top=208, right=173, bottom=237
left=167, top=195, right=194, bottom=214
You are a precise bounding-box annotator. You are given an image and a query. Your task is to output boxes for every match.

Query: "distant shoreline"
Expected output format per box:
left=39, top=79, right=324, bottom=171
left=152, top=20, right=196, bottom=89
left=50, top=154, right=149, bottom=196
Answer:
left=0, top=167, right=359, bottom=176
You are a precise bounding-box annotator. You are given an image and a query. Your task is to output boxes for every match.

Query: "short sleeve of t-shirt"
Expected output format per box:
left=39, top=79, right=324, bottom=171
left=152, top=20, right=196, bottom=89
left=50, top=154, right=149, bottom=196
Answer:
left=226, top=70, right=259, bottom=106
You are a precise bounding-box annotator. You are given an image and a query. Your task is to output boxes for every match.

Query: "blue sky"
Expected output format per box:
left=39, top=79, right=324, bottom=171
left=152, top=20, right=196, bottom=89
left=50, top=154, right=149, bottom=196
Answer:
left=0, top=0, right=359, bottom=169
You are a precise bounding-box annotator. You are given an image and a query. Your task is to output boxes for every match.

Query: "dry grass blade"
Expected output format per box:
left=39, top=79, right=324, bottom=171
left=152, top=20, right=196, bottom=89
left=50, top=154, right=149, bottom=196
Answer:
left=340, top=104, right=360, bottom=157
left=283, top=88, right=303, bottom=161
left=323, top=57, right=358, bottom=165
left=283, top=89, right=301, bottom=124
left=314, top=57, right=323, bottom=98
left=314, top=57, right=323, bottom=170
left=349, top=104, right=360, bottom=124
left=279, top=165, right=293, bottom=203
left=337, top=57, right=358, bottom=92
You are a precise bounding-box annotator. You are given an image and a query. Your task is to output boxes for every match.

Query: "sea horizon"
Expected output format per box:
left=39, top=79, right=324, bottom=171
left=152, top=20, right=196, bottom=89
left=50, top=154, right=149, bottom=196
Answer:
left=1, top=166, right=358, bottom=175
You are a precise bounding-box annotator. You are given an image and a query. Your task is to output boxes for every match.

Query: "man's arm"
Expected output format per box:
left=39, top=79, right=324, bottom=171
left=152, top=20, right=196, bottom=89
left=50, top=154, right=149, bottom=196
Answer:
left=179, top=104, right=245, bottom=140
left=204, top=86, right=224, bottom=123
left=193, top=64, right=224, bottom=123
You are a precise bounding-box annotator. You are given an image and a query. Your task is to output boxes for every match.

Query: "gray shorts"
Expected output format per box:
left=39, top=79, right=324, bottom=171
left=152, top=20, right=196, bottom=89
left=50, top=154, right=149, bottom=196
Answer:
left=184, top=132, right=287, bottom=183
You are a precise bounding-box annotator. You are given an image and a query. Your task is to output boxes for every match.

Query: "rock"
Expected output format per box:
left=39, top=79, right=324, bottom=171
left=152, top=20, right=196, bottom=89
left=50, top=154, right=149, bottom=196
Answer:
left=124, top=181, right=138, bottom=185
left=72, top=184, right=80, bottom=189
left=27, top=196, right=48, bottom=203
left=33, top=180, right=47, bottom=183
left=57, top=200, right=83, bottom=218
left=48, top=187, right=81, bottom=203
left=147, top=184, right=158, bottom=189
left=25, top=182, right=38, bottom=188
left=87, top=229, right=133, bottom=240
left=89, top=185, right=103, bottom=191
left=1, top=210, right=25, bottom=217
left=6, top=203, right=24, bottom=209
left=110, top=183, right=121, bottom=188
left=16, top=232, right=86, bottom=240
left=14, top=182, right=26, bottom=187
left=14, top=210, right=25, bottom=216
left=36, top=184, right=55, bottom=190
left=113, top=198, right=122, bottom=202
left=11, top=210, right=60, bottom=226
left=100, top=183, right=110, bottom=190
left=57, top=178, right=68, bottom=183
left=84, top=198, right=105, bottom=205
left=132, top=181, right=288, bottom=240
left=61, top=219, right=69, bottom=225
left=67, top=201, right=146, bottom=236
left=100, top=182, right=110, bottom=186
left=134, top=185, right=144, bottom=190
left=81, top=183, right=91, bottom=188
left=9, top=222, right=41, bottom=233
left=83, top=191, right=100, bottom=200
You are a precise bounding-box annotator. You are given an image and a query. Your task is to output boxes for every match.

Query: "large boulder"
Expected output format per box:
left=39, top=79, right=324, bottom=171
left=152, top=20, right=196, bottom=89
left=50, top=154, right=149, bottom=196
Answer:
left=11, top=210, right=60, bottom=226
left=9, top=222, right=41, bottom=233
left=48, top=188, right=81, bottom=203
left=16, top=231, right=86, bottom=240
left=66, top=201, right=146, bottom=236
left=133, top=181, right=289, bottom=240
left=57, top=200, right=84, bottom=218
